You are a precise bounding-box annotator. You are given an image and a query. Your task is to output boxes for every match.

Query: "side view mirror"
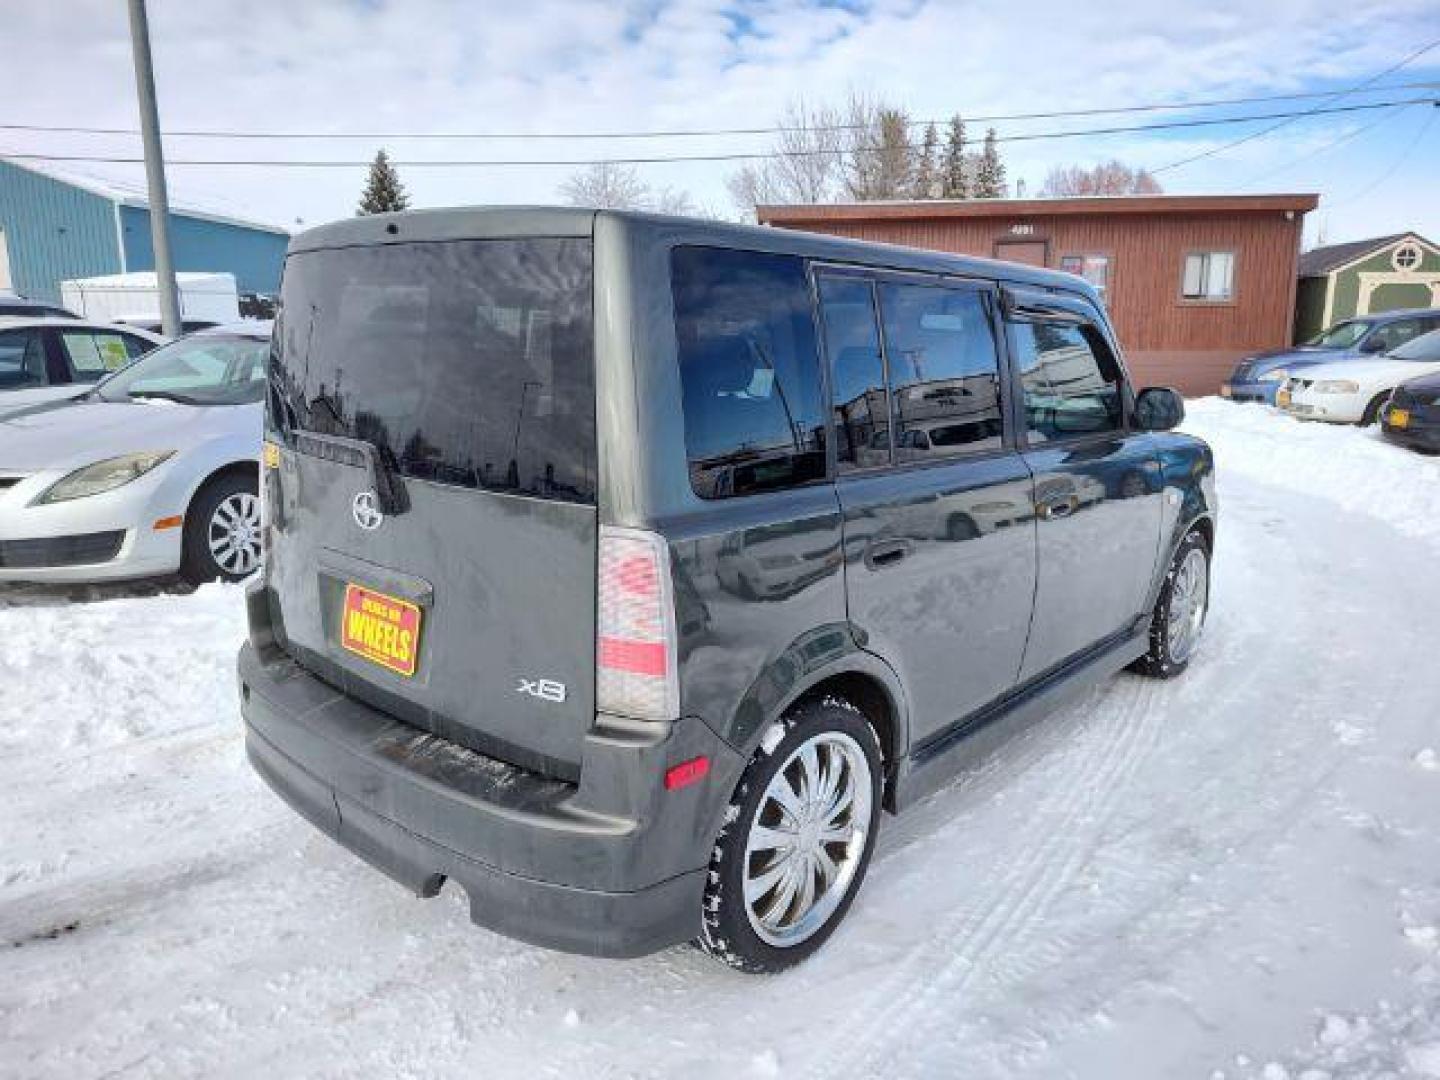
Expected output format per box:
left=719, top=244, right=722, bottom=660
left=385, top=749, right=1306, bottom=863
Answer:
left=1135, top=387, right=1185, bottom=431
left=1359, top=336, right=1387, bottom=354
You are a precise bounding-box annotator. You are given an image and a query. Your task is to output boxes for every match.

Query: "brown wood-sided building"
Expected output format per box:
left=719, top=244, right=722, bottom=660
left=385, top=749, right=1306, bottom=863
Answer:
left=759, top=194, right=1319, bottom=395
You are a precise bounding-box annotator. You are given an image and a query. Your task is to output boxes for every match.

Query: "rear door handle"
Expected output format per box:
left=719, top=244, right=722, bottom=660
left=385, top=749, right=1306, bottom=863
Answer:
left=864, top=539, right=911, bottom=570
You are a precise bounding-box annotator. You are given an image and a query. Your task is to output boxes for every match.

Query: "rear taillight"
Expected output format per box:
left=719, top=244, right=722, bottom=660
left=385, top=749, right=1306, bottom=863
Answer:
left=597, top=526, right=678, bottom=722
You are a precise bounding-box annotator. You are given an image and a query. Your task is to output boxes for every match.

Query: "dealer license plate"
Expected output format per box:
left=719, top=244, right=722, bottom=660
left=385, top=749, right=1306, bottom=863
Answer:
left=340, top=583, right=422, bottom=677
left=1276, top=388, right=1291, bottom=408
left=1388, top=408, right=1411, bottom=429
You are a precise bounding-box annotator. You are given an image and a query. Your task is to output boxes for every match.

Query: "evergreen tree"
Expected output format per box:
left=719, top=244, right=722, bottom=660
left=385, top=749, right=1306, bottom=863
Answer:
left=357, top=149, right=411, bottom=215
left=912, top=122, right=939, bottom=199
left=975, top=128, right=1007, bottom=198
left=941, top=115, right=969, bottom=199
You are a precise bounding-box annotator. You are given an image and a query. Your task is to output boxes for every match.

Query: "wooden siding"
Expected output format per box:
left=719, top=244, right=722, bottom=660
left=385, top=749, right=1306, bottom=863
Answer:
left=764, top=201, right=1310, bottom=395
left=0, top=161, right=121, bottom=303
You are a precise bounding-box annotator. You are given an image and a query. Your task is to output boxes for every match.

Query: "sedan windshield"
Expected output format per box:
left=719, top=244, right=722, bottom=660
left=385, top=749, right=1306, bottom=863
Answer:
left=95, top=334, right=268, bottom=406
left=1389, top=328, right=1440, bottom=363
left=1308, top=320, right=1372, bottom=348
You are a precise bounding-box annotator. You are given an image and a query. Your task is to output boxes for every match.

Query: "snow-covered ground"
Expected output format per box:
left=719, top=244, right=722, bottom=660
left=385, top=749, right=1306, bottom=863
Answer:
left=3, top=399, right=1439, bottom=1079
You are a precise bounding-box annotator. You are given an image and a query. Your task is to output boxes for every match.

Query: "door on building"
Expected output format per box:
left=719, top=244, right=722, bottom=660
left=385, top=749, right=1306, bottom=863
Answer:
left=1002, top=289, right=1165, bottom=682
left=815, top=267, right=1038, bottom=746
left=994, top=240, right=1048, bottom=268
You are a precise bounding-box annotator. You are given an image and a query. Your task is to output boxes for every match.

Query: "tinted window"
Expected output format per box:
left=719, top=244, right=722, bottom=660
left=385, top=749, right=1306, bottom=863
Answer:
left=1012, top=321, right=1125, bottom=441
left=878, top=282, right=1003, bottom=461
left=96, top=335, right=268, bottom=406
left=1369, top=317, right=1439, bottom=353
left=0, top=329, right=46, bottom=389
left=818, top=275, right=889, bottom=471
left=1310, top=320, right=1371, bottom=348
left=60, top=331, right=135, bottom=381
left=673, top=247, right=826, bottom=499
left=273, top=238, right=596, bottom=504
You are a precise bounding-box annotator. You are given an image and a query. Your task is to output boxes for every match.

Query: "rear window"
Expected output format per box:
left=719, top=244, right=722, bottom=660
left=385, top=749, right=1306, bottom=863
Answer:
left=672, top=247, right=827, bottom=499
left=271, top=238, right=595, bottom=504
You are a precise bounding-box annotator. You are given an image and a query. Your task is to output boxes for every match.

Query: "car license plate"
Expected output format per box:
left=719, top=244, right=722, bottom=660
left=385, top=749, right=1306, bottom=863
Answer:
left=1276, top=388, right=1291, bottom=408
left=1389, top=408, right=1410, bottom=429
left=1220, top=384, right=1233, bottom=398
left=341, top=583, right=422, bottom=676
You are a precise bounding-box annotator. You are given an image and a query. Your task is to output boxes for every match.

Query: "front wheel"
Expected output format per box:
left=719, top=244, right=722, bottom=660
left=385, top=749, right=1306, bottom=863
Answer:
left=697, top=699, right=883, bottom=974
left=1131, top=528, right=1210, bottom=679
left=181, top=472, right=262, bottom=585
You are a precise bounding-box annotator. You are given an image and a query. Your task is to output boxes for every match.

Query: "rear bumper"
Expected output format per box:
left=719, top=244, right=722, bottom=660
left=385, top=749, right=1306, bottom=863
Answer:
left=237, top=588, right=742, bottom=958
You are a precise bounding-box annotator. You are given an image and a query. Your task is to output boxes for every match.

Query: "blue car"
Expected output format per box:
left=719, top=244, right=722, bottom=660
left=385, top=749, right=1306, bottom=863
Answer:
left=1222, top=307, right=1440, bottom=404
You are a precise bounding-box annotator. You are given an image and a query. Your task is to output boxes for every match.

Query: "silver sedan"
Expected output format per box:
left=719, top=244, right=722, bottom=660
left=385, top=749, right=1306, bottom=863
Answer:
left=0, top=323, right=269, bottom=584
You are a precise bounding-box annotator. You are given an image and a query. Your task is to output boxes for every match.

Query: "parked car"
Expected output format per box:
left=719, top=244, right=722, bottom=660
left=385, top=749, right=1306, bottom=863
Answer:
left=0, top=317, right=164, bottom=417
left=1221, top=308, right=1440, bottom=404
left=238, top=208, right=1214, bottom=974
left=1277, top=328, right=1440, bottom=425
left=118, top=318, right=223, bottom=335
left=0, top=323, right=269, bottom=584
left=0, top=294, right=77, bottom=319
left=1381, top=368, right=1440, bottom=453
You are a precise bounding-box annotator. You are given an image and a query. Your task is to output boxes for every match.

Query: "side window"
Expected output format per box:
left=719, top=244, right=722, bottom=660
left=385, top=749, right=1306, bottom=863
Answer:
left=1370, top=318, right=1432, bottom=352
left=876, top=282, right=1004, bottom=461
left=673, top=247, right=827, bottom=499
left=818, top=275, right=889, bottom=471
left=1181, top=251, right=1235, bottom=301
left=1012, top=320, right=1125, bottom=442
left=60, top=331, right=133, bottom=382
left=0, top=330, right=47, bottom=389
left=121, top=333, right=154, bottom=360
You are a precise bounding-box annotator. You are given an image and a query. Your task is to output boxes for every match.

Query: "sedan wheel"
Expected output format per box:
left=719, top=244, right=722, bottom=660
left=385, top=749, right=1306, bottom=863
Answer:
left=207, top=492, right=262, bottom=578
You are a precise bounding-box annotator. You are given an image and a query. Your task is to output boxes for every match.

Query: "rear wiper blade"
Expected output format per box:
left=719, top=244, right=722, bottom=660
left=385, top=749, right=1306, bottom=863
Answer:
left=293, top=429, right=410, bottom=516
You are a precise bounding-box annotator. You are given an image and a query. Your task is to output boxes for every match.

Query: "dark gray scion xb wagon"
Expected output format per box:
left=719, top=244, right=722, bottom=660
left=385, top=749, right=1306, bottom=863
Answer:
left=239, top=207, right=1215, bottom=973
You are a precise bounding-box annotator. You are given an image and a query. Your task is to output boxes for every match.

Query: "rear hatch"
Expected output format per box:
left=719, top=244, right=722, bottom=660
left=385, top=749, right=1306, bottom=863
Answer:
left=265, top=232, right=597, bottom=780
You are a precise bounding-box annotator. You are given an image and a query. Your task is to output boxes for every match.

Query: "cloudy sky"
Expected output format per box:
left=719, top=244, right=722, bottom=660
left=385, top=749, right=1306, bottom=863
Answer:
left=6, top=0, right=1438, bottom=247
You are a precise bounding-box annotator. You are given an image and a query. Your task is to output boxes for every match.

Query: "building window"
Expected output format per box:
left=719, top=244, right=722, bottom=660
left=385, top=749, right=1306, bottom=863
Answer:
left=1393, top=242, right=1422, bottom=272
left=1060, top=255, right=1110, bottom=299
left=1182, top=252, right=1235, bottom=301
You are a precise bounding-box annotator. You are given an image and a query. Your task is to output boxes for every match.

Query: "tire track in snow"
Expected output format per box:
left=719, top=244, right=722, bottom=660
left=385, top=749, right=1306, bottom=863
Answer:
left=809, top=672, right=1164, bottom=1079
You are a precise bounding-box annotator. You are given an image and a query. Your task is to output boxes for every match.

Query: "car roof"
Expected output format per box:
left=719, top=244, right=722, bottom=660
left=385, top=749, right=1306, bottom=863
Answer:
left=1344, top=308, right=1440, bottom=325
left=289, top=205, right=1096, bottom=301
left=0, top=316, right=166, bottom=339
left=188, top=319, right=273, bottom=339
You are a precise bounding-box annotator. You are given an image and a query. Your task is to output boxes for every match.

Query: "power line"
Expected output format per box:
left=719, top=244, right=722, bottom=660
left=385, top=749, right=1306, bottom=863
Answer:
left=1325, top=106, right=1439, bottom=208
left=1240, top=102, right=1419, bottom=185
left=1152, top=37, right=1439, bottom=173
left=2, top=97, right=1433, bottom=169
left=0, top=81, right=1437, bottom=142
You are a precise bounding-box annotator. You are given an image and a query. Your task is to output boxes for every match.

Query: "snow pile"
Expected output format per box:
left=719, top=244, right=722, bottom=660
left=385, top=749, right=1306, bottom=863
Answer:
left=1183, top=397, right=1440, bottom=547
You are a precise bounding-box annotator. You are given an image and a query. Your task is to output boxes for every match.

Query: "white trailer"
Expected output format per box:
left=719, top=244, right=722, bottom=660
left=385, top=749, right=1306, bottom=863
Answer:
left=60, top=271, right=241, bottom=328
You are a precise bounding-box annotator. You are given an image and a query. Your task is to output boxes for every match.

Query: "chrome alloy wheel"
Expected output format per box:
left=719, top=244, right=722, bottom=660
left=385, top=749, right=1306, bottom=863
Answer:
left=207, top=491, right=261, bottom=577
left=743, top=731, right=874, bottom=948
left=1166, top=546, right=1209, bottom=664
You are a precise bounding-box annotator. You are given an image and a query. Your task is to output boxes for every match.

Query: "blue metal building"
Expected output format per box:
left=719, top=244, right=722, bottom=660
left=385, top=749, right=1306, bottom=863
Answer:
left=0, top=159, right=289, bottom=304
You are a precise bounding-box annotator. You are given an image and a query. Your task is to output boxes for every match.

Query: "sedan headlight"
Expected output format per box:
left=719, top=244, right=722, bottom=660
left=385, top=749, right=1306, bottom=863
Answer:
left=35, top=451, right=175, bottom=505
left=1313, top=380, right=1360, bottom=394
left=1258, top=369, right=1289, bottom=383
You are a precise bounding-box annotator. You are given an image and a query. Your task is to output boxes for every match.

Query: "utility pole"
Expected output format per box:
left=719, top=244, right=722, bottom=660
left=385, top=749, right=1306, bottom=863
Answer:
left=126, top=0, right=181, bottom=338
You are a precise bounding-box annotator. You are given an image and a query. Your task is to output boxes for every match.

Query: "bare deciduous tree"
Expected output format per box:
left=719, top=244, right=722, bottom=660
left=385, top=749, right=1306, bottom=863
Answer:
left=560, top=162, right=700, bottom=217
left=726, top=98, right=845, bottom=216
left=1040, top=159, right=1163, bottom=196
left=844, top=92, right=914, bottom=201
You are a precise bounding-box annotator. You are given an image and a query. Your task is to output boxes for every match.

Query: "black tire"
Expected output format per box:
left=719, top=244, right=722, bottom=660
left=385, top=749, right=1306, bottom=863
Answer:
left=946, top=513, right=980, bottom=542
left=1130, top=528, right=1210, bottom=680
left=1360, top=392, right=1391, bottom=427
left=696, top=697, right=883, bottom=974
left=181, top=471, right=261, bottom=585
